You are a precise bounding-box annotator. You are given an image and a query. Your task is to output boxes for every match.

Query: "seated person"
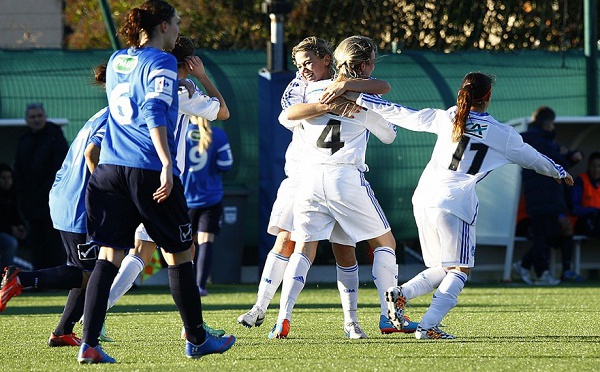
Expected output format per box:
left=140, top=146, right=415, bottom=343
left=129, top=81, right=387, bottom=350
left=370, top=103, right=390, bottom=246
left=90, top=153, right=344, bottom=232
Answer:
left=571, top=151, right=600, bottom=237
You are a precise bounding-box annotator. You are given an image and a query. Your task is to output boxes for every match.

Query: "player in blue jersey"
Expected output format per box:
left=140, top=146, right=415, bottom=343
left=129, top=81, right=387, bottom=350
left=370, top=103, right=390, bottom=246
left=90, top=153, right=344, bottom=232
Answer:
left=0, top=65, right=109, bottom=347
left=95, top=36, right=230, bottom=338
left=77, top=1, right=234, bottom=364
left=181, top=116, right=233, bottom=296
left=344, top=72, right=573, bottom=339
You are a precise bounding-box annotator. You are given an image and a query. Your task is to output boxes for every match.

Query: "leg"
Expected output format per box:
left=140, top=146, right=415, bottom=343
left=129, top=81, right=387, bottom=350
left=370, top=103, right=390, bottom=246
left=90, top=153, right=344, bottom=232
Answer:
left=195, top=231, right=214, bottom=294
left=332, top=243, right=366, bottom=339
left=367, top=231, right=397, bottom=318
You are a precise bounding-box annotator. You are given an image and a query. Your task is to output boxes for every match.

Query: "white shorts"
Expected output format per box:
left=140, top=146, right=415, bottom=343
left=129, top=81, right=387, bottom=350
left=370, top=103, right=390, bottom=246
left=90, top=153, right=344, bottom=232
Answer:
left=292, top=166, right=390, bottom=244
left=268, top=175, right=354, bottom=247
left=135, top=224, right=153, bottom=242
left=414, top=207, right=476, bottom=268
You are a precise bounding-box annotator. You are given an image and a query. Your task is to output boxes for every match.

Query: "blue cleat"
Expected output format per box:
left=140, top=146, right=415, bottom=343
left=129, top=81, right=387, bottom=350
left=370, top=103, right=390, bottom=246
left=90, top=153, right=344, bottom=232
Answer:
left=185, top=333, right=236, bottom=359
left=379, top=315, right=418, bottom=334
left=77, top=343, right=116, bottom=364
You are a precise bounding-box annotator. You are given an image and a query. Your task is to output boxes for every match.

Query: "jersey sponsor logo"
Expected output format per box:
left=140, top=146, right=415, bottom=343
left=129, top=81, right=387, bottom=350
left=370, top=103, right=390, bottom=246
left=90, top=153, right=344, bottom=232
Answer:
left=112, top=55, right=138, bottom=74
left=179, top=223, right=193, bottom=242
left=155, top=76, right=174, bottom=96
left=465, top=121, right=489, bottom=139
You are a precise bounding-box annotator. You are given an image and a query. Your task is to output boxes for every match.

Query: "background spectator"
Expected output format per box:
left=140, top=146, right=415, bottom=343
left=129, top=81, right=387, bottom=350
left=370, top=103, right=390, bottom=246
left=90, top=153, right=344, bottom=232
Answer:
left=514, top=106, right=583, bottom=284
left=13, top=103, right=68, bottom=269
left=0, top=163, right=27, bottom=269
left=571, top=151, right=600, bottom=237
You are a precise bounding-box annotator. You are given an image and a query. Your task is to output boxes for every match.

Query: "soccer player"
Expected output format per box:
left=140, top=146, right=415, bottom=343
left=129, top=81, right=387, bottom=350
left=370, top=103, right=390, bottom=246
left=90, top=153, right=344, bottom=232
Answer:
left=78, top=1, right=234, bottom=363
left=100, top=35, right=229, bottom=338
left=346, top=71, right=573, bottom=339
left=268, top=36, right=405, bottom=339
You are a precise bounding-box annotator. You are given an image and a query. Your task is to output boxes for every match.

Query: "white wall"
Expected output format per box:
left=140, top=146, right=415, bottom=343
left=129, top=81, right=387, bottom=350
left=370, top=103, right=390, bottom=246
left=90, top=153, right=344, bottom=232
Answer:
left=0, top=0, right=63, bottom=49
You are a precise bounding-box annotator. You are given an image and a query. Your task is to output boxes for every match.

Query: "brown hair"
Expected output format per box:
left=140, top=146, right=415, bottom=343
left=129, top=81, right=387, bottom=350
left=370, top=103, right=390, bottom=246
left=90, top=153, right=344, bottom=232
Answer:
left=171, top=36, right=195, bottom=64
left=452, top=72, right=495, bottom=142
left=334, top=36, right=377, bottom=81
left=93, top=62, right=107, bottom=86
left=291, top=36, right=334, bottom=77
left=119, top=0, right=175, bottom=48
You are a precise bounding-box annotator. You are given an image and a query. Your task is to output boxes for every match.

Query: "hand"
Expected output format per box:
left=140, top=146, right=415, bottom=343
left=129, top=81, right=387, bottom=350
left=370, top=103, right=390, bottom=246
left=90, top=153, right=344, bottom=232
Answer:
left=320, top=81, right=347, bottom=104
left=342, top=91, right=360, bottom=103
left=184, top=56, right=207, bottom=79
left=11, top=225, right=27, bottom=240
left=178, top=79, right=194, bottom=98
left=153, top=165, right=173, bottom=203
left=556, top=172, right=574, bottom=186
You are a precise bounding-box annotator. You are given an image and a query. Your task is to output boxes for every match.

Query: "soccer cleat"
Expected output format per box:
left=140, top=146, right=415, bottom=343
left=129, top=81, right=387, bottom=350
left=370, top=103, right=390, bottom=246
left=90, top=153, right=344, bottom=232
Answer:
left=99, top=321, right=115, bottom=342
left=344, top=322, right=367, bottom=339
left=562, top=270, right=584, bottom=282
left=415, top=325, right=456, bottom=340
left=48, top=332, right=82, bottom=347
left=77, top=343, right=116, bottom=364
left=268, top=319, right=290, bottom=339
left=185, top=333, right=236, bottom=359
left=181, top=322, right=226, bottom=339
left=237, top=306, right=266, bottom=328
left=0, top=266, right=23, bottom=312
left=385, top=286, right=407, bottom=331
left=513, top=261, right=534, bottom=285
left=379, top=314, right=418, bottom=334
left=535, top=270, right=560, bottom=286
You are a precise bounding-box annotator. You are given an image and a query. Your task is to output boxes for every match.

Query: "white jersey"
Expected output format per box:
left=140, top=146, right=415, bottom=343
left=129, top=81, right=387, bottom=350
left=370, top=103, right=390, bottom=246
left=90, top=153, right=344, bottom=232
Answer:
left=295, top=80, right=396, bottom=172
left=278, top=73, right=309, bottom=178
left=356, top=93, right=567, bottom=224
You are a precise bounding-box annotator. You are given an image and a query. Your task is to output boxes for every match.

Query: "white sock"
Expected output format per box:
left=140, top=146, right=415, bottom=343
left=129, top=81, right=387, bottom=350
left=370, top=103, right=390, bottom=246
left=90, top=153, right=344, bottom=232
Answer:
left=277, top=252, right=311, bottom=322
left=401, top=267, right=447, bottom=300
left=336, top=263, right=359, bottom=324
left=107, top=254, right=145, bottom=310
left=372, top=246, right=397, bottom=316
left=255, top=251, right=289, bottom=311
left=419, top=269, right=467, bottom=329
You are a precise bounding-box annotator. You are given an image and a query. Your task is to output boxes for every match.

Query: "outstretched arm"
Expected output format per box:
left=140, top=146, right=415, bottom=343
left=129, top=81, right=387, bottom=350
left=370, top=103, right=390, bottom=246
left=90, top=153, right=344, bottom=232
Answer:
left=320, top=78, right=391, bottom=104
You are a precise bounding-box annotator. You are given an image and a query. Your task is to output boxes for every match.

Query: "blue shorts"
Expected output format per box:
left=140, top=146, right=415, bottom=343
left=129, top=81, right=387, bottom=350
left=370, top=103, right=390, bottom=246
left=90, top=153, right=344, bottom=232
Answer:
left=86, top=164, right=193, bottom=253
left=188, top=201, right=223, bottom=235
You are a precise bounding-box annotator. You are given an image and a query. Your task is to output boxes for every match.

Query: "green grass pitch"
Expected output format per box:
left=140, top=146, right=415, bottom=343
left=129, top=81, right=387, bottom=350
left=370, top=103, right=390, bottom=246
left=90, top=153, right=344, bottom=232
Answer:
left=1, top=282, right=599, bottom=371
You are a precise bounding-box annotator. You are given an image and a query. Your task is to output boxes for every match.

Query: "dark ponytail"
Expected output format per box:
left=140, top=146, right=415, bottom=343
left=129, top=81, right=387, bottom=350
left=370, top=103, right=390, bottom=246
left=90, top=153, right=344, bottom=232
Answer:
left=451, top=72, right=495, bottom=142
left=119, top=0, right=175, bottom=47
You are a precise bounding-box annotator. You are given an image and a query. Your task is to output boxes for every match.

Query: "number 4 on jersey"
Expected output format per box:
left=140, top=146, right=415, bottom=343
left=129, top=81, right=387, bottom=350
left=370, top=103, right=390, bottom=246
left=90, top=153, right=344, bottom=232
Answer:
left=317, top=119, right=345, bottom=154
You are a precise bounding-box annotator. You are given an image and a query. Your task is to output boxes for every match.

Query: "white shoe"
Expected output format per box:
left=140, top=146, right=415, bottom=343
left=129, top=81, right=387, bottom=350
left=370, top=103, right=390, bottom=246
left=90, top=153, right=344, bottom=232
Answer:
left=344, top=322, right=368, bottom=339
left=535, top=270, right=560, bottom=286
left=237, top=305, right=266, bottom=328
left=513, top=261, right=534, bottom=285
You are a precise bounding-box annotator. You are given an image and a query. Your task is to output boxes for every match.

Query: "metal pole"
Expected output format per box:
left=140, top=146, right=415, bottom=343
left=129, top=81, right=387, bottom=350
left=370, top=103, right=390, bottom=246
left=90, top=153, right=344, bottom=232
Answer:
left=584, top=0, right=598, bottom=115
left=270, top=13, right=286, bottom=72
left=98, top=0, right=121, bottom=50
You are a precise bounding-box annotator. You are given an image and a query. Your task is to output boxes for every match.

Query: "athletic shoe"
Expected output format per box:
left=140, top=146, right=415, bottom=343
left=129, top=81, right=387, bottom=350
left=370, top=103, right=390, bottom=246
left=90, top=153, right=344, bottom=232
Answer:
left=199, top=288, right=209, bottom=297
left=48, top=332, right=82, bottom=347
left=344, top=322, right=367, bottom=339
left=185, top=333, right=236, bottom=359
left=415, top=325, right=456, bottom=340
left=562, top=270, right=584, bottom=282
left=181, top=322, right=226, bottom=339
left=0, top=266, right=22, bottom=312
left=77, top=343, right=116, bottom=364
left=379, top=314, right=418, bottom=334
left=535, top=270, right=560, bottom=286
left=99, top=320, right=115, bottom=342
left=268, top=319, right=290, bottom=339
left=237, top=305, right=266, bottom=328
left=513, top=261, right=534, bottom=285
left=385, top=286, right=407, bottom=330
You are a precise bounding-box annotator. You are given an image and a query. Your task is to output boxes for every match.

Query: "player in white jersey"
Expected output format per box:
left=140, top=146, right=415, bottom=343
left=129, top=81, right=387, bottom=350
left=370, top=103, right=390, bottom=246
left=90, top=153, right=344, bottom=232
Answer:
left=239, top=37, right=400, bottom=339
left=98, top=36, right=228, bottom=337
left=347, top=71, right=573, bottom=339
left=269, top=36, right=417, bottom=339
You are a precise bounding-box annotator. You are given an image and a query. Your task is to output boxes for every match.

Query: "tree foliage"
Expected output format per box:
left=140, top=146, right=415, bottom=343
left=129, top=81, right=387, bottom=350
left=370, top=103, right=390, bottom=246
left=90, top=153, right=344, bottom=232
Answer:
left=64, top=0, right=589, bottom=52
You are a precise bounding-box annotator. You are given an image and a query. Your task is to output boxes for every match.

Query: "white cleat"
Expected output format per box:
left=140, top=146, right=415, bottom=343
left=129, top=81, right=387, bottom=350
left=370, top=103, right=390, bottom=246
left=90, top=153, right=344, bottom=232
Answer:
left=237, top=305, right=266, bottom=328
left=344, top=322, right=368, bottom=339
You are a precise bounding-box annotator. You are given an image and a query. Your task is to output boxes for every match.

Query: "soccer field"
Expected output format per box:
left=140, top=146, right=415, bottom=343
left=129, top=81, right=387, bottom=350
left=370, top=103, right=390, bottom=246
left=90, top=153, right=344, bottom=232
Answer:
left=0, top=283, right=599, bottom=371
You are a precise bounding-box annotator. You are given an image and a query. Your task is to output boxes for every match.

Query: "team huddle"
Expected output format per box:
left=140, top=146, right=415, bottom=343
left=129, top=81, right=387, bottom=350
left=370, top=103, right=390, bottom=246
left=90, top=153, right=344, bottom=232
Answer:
left=0, top=0, right=574, bottom=365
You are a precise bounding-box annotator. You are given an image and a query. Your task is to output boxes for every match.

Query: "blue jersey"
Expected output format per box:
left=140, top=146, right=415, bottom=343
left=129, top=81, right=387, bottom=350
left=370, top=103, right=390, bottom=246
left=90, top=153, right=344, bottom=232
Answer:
left=49, top=108, right=108, bottom=233
left=101, top=47, right=181, bottom=176
left=181, top=126, right=233, bottom=208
